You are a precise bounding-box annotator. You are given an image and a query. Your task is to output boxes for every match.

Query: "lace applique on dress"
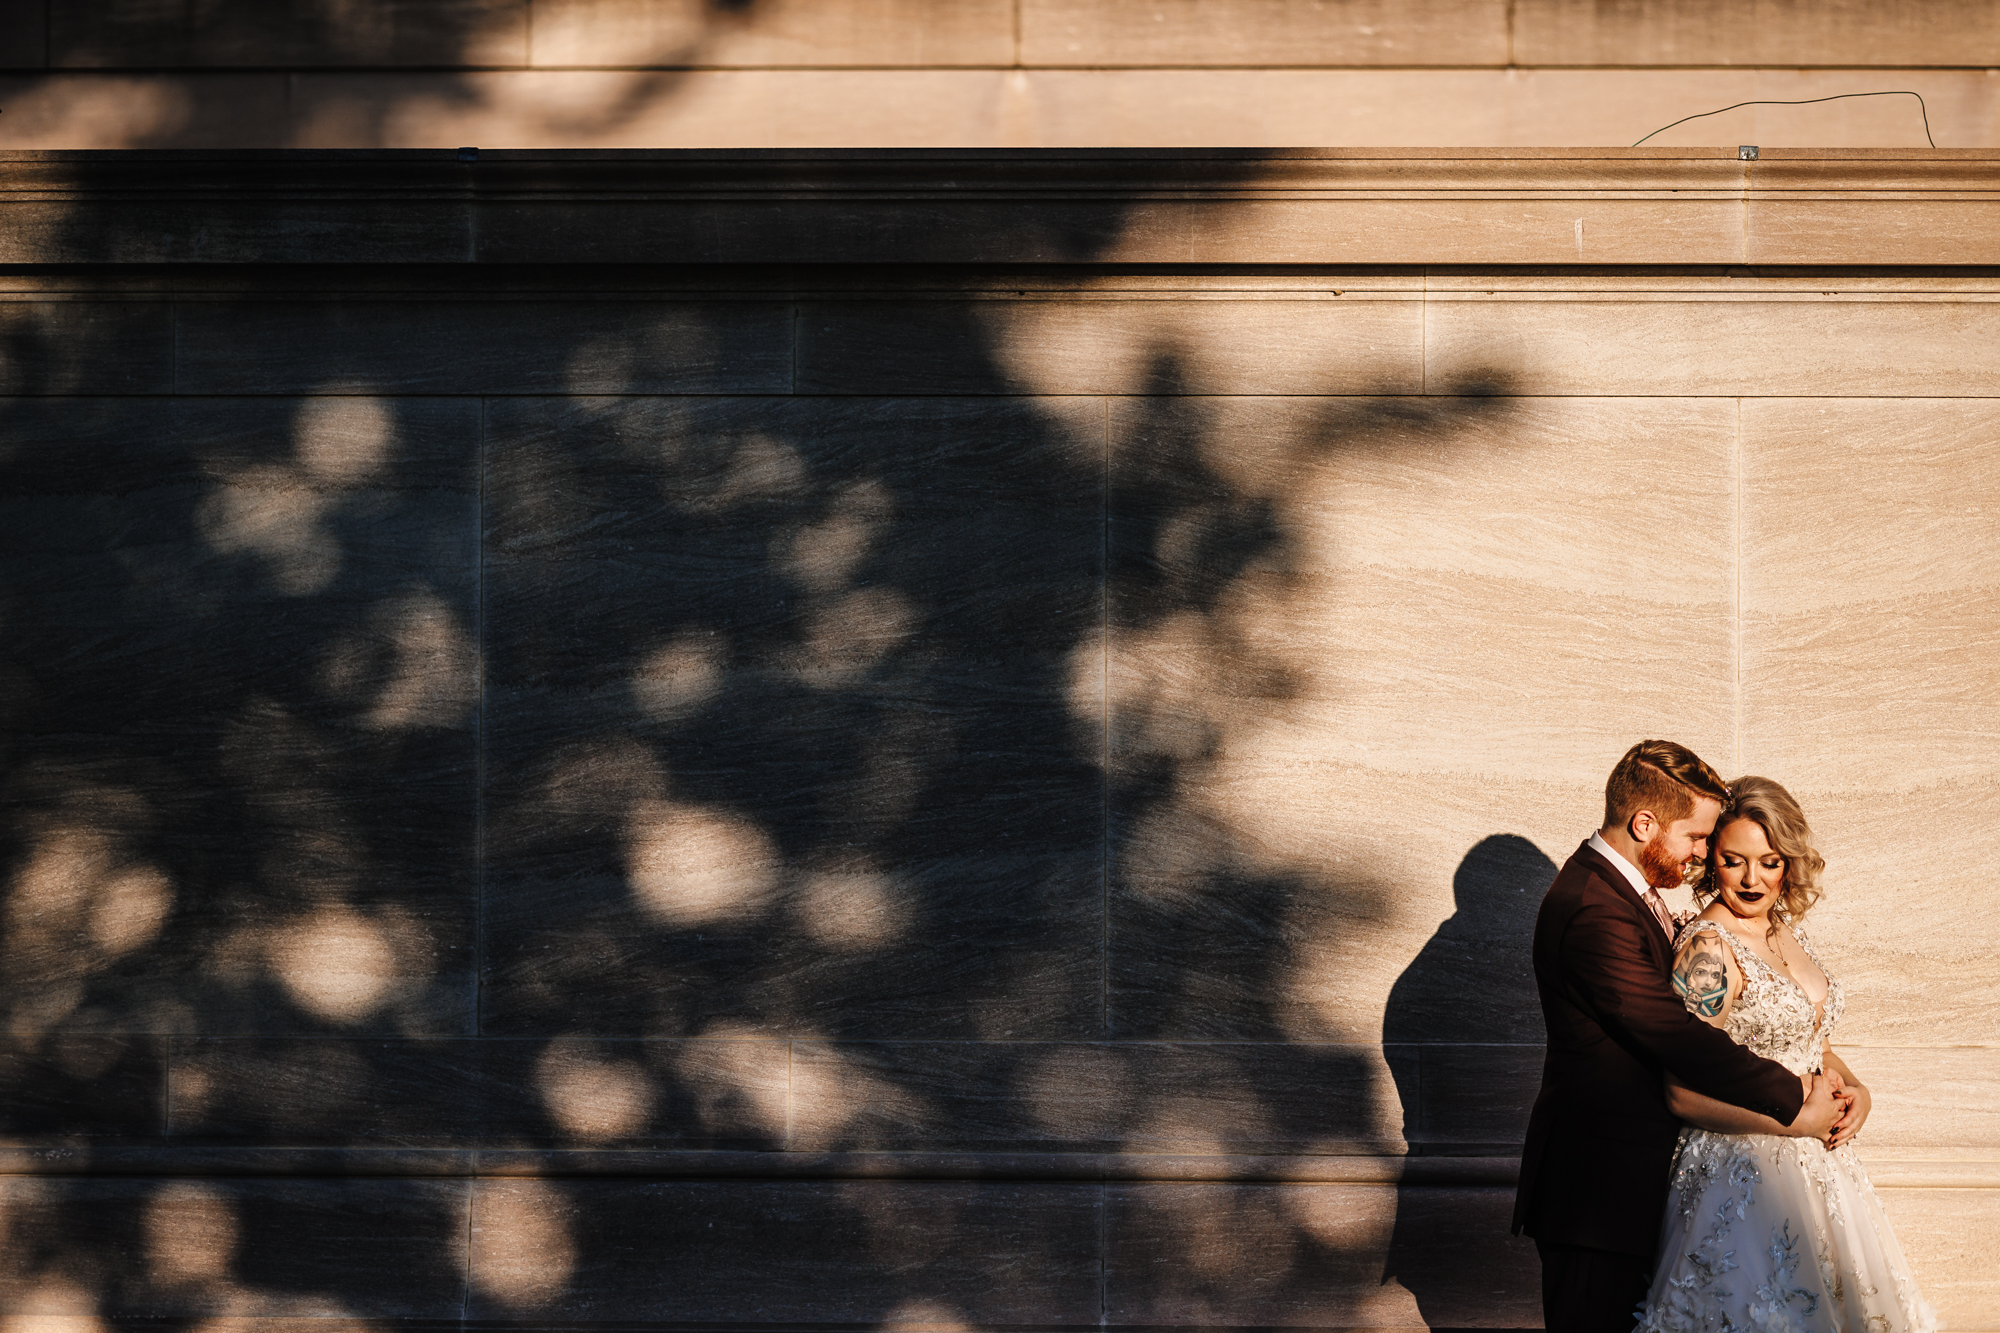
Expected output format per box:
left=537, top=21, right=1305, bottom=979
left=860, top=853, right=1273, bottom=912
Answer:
left=1680, top=919, right=1840, bottom=1079
left=1636, top=919, right=1936, bottom=1333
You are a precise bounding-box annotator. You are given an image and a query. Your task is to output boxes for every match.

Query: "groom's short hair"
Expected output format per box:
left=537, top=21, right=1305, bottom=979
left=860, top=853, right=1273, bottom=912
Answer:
left=1604, top=739, right=1729, bottom=830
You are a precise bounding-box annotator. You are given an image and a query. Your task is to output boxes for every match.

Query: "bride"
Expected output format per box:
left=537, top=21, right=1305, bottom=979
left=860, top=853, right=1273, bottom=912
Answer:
left=1635, top=776, right=1936, bottom=1333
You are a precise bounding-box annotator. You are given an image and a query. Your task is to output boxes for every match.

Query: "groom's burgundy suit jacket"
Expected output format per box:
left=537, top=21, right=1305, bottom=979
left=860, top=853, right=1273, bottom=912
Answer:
left=1512, top=841, right=1806, bottom=1258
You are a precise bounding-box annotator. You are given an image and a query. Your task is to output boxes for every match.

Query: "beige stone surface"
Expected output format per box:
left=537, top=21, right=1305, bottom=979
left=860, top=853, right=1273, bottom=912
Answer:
left=13, top=0, right=2000, bottom=79
left=1081, top=68, right=2000, bottom=148
left=527, top=0, right=1012, bottom=68
left=1738, top=398, right=2000, bottom=1047
left=1428, top=297, right=2000, bottom=398
left=1750, top=199, right=2000, bottom=267
left=2, top=67, right=1996, bottom=149
left=1739, top=398, right=2000, bottom=619
left=1839, top=1047, right=2000, bottom=1157
left=1106, top=394, right=1735, bottom=1046
left=1108, top=393, right=1738, bottom=760
left=1872, top=1186, right=2000, bottom=1327
left=1018, top=0, right=1510, bottom=67
left=1253, top=566, right=1735, bottom=777
left=800, top=297, right=1423, bottom=396
left=283, top=69, right=1021, bottom=151
left=1101, top=194, right=1748, bottom=266
left=1516, top=0, right=2000, bottom=68
left=1737, top=397, right=2000, bottom=779
left=1428, top=272, right=2000, bottom=296
left=45, top=0, right=530, bottom=68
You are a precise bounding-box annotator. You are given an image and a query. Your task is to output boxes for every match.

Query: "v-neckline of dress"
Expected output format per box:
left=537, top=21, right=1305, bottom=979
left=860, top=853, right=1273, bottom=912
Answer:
left=1721, top=920, right=1827, bottom=1036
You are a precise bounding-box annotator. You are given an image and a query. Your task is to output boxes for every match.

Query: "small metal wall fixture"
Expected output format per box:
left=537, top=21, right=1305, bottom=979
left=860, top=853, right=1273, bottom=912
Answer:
left=1738, top=145, right=1760, bottom=160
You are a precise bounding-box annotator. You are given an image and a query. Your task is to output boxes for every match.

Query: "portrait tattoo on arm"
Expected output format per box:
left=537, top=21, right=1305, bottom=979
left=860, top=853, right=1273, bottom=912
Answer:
left=1672, top=942, right=1731, bottom=1019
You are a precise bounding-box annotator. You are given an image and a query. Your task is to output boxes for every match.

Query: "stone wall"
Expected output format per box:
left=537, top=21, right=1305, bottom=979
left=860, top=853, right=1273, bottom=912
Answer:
left=1, top=148, right=1998, bottom=1328
left=1, top=0, right=1997, bottom=149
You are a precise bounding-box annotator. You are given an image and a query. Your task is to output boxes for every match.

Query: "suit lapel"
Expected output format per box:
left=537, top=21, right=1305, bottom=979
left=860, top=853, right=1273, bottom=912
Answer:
left=1580, top=843, right=1675, bottom=962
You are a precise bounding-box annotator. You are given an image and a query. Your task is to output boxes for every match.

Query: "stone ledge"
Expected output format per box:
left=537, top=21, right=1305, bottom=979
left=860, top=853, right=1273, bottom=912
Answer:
left=1, top=149, right=1996, bottom=267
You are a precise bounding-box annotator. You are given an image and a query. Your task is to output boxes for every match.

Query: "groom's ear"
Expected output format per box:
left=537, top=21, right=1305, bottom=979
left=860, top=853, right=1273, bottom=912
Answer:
left=1629, top=810, right=1658, bottom=840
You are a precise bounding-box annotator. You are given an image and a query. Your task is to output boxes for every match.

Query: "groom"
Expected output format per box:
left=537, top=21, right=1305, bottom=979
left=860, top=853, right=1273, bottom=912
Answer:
left=1512, top=739, right=1844, bottom=1332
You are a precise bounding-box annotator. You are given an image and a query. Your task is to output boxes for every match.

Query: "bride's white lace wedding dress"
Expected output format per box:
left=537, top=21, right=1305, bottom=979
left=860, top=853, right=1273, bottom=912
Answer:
left=1635, top=920, right=1937, bottom=1333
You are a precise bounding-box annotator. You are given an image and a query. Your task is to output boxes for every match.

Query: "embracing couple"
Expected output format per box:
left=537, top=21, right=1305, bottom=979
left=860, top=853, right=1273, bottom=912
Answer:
left=1513, top=740, right=1935, bottom=1333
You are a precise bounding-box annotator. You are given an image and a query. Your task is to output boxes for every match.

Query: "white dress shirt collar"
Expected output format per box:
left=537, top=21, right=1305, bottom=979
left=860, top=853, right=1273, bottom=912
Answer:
left=1587, top=830, right=1655, bottom=901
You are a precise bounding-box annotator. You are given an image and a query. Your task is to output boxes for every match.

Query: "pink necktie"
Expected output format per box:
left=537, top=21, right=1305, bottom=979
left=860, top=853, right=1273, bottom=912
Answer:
left=1642, top=887, right=1676, bottom=940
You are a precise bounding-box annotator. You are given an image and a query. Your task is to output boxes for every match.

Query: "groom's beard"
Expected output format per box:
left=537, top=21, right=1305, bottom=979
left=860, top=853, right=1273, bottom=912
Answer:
left=1637, top=835, right=1687, bottom=889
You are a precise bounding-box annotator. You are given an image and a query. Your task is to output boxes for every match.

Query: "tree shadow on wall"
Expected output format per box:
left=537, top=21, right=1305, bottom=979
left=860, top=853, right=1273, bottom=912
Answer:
left=1382, top=832, right=1556, bottom=1329
left=1, top=0, right=767, bottom=149
left=0, top=246, right=1542, bottom=1322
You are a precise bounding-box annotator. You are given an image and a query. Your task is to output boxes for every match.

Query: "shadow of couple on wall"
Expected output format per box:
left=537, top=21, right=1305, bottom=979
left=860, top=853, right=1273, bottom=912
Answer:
left=1384, top=831, right=1557, bottom=1329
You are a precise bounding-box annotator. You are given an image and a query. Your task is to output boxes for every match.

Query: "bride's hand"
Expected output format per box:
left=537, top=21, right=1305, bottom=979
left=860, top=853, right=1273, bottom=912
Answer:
left=1828, top=1082, right=1871, bottom=1150
left=1829, top=1072, right=1854, bottom=1143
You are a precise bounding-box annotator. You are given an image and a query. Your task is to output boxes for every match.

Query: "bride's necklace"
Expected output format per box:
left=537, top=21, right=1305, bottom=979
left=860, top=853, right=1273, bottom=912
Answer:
left=1723, top=916, right=1826, bottom=1021
left=1731, top=918, right=1795, bottom=977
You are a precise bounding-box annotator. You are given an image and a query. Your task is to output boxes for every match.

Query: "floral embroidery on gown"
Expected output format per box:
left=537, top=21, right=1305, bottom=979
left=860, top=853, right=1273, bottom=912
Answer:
left=1635, top=921, right=1938, bottom=1333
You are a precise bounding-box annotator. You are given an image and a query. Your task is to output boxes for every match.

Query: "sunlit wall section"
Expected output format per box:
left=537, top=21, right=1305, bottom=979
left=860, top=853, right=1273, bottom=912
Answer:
left=1, top=0, right=1998, bottom=148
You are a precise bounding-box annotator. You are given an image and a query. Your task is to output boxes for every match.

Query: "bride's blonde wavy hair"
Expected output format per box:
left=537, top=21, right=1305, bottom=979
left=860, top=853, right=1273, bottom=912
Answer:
left=1697, top=775, right=1826, bottom=932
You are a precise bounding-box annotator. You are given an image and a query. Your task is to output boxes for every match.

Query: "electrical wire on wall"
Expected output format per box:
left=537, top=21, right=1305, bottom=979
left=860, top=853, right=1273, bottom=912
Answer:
left=1633, top=91, right=1936, bottom=148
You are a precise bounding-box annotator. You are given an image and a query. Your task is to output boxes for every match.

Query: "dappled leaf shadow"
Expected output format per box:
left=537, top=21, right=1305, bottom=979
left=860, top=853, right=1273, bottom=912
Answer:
left=1, top=131, right=1543, bottom=1333
left=1, top=0, right=774, bottom=150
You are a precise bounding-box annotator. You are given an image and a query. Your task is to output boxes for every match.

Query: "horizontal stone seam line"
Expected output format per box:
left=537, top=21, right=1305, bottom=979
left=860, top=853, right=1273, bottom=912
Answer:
left=11, top=1037, right=1553, bottom=1045
left=0, top=146, right=1984, bottom=155
left=12, top=259, right=2000, bottom=274
left=8, top=186, right=1998, bottom=195
left=13, top=61, right=2000, bottom=72
left=0, top=1160, right=1992, bottom=1188
left=21, top=293, right=2000, bottom=304
left=18, top=391, right=2000, bottom=401
left=0, top=1150, right=1523, bottom=1185
left=20, top=290, right=2000, bottom=301
left=0, top=1321, right=1545, bottom=1332
left=4, top=1169, right=1992, bottom=1191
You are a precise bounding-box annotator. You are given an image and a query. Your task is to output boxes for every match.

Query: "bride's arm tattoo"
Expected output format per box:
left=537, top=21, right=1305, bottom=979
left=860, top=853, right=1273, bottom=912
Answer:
left=1672, top=939, right=1731, bottom=1018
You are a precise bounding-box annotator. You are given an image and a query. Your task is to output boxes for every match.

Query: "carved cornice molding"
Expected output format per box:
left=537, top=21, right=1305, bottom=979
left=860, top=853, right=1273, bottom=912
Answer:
left=2, top=148, right=1997, bottom=266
